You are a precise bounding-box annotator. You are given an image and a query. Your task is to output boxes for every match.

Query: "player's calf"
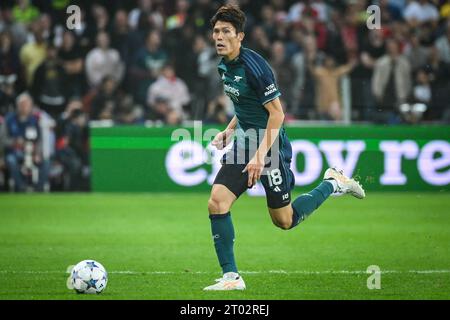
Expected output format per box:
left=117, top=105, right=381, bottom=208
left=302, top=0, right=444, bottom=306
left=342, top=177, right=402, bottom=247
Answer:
left=288, top=167, right=366, bottom=230
left=268, top=206, right=294, bottom=230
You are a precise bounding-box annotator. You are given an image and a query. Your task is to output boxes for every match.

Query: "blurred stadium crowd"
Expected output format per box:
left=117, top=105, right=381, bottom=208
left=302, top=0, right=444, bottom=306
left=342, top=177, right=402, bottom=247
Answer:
left=0, top=0, right=449, bottom=192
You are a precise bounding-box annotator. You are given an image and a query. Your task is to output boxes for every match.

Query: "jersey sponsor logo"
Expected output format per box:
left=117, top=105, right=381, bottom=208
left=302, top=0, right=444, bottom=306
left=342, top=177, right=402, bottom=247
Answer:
left=224, top=84, right=239, bottom=96
left=224, top=84, right=240, bottom=102
left=234, top=76, right=242, bottom=82
left=264, top=83, right=277, bottom=96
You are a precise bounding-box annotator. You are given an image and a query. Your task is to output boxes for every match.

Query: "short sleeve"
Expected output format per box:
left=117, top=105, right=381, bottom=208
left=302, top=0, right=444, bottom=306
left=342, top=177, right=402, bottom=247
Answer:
left=243, top=53, right=281, bottom=105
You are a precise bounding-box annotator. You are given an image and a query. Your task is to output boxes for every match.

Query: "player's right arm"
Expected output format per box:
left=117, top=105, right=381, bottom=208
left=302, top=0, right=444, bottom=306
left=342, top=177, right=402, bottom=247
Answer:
left=211, top=115, right=237, bottom=150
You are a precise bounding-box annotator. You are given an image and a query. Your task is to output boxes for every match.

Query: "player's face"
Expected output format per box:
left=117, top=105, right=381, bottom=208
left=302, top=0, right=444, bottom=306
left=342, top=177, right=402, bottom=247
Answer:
left=212, top=21, right=244, bottom=60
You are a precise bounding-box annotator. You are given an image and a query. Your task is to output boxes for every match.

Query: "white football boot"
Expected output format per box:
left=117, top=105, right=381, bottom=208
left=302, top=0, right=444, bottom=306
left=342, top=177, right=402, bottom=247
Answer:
left=324, top=167, right=365, bottom=199
left=203, top=272, right=246, bottom=291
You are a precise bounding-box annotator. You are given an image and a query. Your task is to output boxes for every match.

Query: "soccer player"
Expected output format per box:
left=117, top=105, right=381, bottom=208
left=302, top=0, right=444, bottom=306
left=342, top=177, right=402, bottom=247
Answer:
left=204, top=5, right=365, bottom=291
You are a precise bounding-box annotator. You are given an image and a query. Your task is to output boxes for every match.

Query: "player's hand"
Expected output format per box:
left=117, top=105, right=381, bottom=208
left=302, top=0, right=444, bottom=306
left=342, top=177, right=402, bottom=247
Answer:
left=242, top=155, right=265, bottom=188
left=211, top=129, right=233, bottom=150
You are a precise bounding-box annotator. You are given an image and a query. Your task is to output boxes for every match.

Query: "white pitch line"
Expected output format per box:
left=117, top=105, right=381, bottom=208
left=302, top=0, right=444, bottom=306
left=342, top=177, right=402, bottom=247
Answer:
left=0, top=270, right=450, bottom=275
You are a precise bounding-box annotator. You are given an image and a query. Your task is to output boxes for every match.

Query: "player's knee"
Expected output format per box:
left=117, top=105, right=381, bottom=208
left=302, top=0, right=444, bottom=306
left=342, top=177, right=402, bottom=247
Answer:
left=207, top=198, right=219, bottom=213
left=208, top=195, right=230, bottom=214
left=272, top=218, right=292, bottom=230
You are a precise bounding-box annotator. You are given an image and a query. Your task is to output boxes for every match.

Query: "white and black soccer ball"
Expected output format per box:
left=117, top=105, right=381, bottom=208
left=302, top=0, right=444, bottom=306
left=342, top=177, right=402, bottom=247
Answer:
left=70, top=260, right=108, bottom=294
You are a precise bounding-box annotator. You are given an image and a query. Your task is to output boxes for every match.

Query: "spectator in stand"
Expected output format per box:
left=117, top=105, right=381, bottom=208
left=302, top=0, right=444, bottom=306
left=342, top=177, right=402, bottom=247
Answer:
left=205, top=94, right=233, bottom=125
left=404, top=32, right=429, bottom=72
left=38, top=13, right=57, bottom=45
left=353, top=29, right=386, bottom=121
left=435, top=22, right=450, bottom=64
left=167, top=23, right=198, bottom=99
left=115, top=94, right=144, bottom=125
left=423, top=46, right=450, bottom=121
left=188, top=0, right=223, bottom=35
left=128, top=0, right=153, bottom=31
left=85, top=31, right=124, bottom=88
left=193, top=34, right=221, bottom=120
left=70, top=7, right=90, bottom=54
left=36, top=107, right=55, bottom=192
left=414, top=19, right=438, bottom=47
left=339, top=4, right=360, bottom=61
left=324, top=9, right=348, bottom=64
left=47, top=0, right=72, bottom=26
left=125, top=10, right=160, bottom=68
left=59, top=30, right=85, bottom=98
left=85, top=4, right=111, bottom=46
left=0, top=74, right=17, bottom=116
left=285, top=23, right=303, bottom=57
left=0, top=30, right=21, bottom=84
left=19, top=22, right=47, bottom=87
left=412, top=68, right=431, bottom=106
left=379, top=0, right=403, bottom=22
left=260, top=4, right=277, bottom=41
left=399, top=68, right=431, bottom=124
left=404, top=0, right=439, bottom=28
left=3, top=92, right=43, bottom=192
left=90, top=76, right=120, bottom=121
left=246, top=25, right=271, bottom=59
left=31, top=44, right=67, bottom=119
left=11, top=0, right=39, bottom=25
left=1, top=4, right=28, bottom=49
left=55, top=99, right=89, bottom=191
left=147, top=64, right=190, bottom=124
left=269, top=40, right=295, bottom=113
left=0, top=30, right=20, bottom=116
left=148, top=96, right=177, bottom=124
left=441, top=0, right=450, bottom=19
left=310, top=55, right=356, bottom=121
left=372, top=39, right=412, bottom=124
left=291, top=34, right=325, bottom=119
left=129, top=30, right=168, bottom=104
left=165, top=0, right=190, bottom=31
left=389, top=0, right=407, bottom=11
left=287, top=0, right=328, bottom=23
left=110, top=9, right=130, bottom=62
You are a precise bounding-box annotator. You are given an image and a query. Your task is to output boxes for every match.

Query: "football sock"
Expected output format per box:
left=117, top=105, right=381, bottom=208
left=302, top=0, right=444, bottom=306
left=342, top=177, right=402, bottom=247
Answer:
left=209, top=212, right=238, bottom=274
left=290, top=180, right=334, bottom=229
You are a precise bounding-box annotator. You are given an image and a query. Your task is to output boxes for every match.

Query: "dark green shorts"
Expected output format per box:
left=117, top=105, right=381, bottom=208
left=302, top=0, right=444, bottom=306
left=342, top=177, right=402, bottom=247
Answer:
left=213, top=139, right=295, bottom=209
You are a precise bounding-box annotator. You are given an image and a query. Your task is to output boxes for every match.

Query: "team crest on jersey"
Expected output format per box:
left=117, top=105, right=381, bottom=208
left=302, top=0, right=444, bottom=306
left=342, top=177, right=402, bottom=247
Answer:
left=234, top=76, right=242, bottom=82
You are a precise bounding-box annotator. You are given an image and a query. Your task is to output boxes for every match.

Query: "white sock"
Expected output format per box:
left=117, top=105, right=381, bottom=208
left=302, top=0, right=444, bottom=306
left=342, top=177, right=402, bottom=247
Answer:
left=325, top=179, right=338, bottom=192
left=223, top=272, right=239, bottom=280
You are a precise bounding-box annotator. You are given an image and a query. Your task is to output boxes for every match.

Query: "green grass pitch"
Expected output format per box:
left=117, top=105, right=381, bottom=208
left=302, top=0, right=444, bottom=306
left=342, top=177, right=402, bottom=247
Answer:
left=0, top=192, right=449, bottom=300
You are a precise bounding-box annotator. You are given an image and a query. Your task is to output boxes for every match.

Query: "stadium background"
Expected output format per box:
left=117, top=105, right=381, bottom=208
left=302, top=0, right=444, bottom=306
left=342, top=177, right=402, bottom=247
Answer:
left=0, top=0, right=449, bottom=300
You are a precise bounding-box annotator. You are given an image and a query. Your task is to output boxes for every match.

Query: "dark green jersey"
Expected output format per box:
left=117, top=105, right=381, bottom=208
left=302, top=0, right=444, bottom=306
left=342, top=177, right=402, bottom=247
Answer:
left=218, top=47, right=285, bottom=150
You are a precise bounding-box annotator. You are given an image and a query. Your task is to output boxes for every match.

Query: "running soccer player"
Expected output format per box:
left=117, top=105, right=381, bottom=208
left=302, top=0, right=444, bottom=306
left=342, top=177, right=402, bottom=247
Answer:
left=204, top=5, right=365, bottom=291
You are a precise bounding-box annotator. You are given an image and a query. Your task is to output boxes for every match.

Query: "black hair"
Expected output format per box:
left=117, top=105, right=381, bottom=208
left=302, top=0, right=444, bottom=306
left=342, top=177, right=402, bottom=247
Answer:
left=210, top=4, right=246, bottom=34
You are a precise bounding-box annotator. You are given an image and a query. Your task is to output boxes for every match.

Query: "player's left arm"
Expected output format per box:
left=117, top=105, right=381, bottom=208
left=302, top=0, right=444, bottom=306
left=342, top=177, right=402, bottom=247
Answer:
left=243, top=97, right=284, bottom=187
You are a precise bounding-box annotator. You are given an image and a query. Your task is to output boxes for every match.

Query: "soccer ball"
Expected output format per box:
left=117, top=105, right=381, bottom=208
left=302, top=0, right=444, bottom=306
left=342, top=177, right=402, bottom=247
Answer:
left=70, top=260, right=108, bottom=294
